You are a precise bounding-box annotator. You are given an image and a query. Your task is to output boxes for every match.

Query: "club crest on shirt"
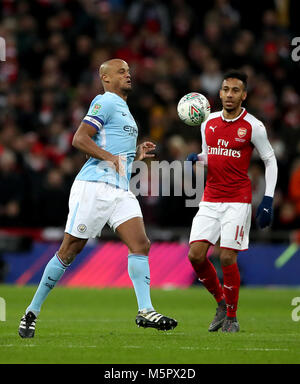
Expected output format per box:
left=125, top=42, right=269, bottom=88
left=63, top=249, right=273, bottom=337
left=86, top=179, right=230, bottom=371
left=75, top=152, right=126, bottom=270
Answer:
left=237, top=127, right=247, bottom=138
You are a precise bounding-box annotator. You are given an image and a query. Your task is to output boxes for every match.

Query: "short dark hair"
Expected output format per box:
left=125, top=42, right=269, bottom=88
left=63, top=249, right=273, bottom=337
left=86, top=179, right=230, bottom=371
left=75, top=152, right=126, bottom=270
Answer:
left=223, top=70, right=248, bottom=89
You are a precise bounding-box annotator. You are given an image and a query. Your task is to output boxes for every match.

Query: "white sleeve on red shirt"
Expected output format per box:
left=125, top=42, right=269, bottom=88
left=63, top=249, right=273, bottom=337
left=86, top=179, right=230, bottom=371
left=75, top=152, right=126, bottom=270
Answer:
left=251, top=120, right=278, bottom=197
left=263, top=155, right=278, bottom=197
left=251, top=121, right=274, bottom=160
left=197, top=121, right=208, bottom=165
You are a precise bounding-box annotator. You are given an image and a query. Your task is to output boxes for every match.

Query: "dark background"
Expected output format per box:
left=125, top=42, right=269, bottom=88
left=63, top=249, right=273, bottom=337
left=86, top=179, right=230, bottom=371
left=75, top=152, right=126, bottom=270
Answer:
left=0, top=0, right=299, bottom=238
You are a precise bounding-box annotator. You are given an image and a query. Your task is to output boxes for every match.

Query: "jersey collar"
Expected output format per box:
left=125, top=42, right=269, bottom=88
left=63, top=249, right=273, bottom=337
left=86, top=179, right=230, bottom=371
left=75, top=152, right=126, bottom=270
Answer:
left=105, top=91, right=127, bottom=104
left=221, top=107, right=247, bottom=122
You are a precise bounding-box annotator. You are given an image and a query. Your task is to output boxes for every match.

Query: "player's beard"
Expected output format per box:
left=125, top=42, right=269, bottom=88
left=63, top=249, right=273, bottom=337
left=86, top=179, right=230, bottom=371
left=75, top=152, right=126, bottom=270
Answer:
left=224, top=106, right=236, bottom=113
left=121, top=84, right=132, bottom=97
left=223, top=101, right=240, bottom=114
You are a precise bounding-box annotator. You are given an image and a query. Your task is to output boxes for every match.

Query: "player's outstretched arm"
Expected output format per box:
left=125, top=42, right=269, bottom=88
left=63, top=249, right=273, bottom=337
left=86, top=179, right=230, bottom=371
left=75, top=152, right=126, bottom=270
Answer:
left=72, top=121, right=125, bottom=175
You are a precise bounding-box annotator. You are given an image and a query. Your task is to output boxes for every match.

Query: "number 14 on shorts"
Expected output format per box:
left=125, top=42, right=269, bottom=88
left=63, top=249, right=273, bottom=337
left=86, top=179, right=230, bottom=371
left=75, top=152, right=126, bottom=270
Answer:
left=235, top=225, right=244, bottom=245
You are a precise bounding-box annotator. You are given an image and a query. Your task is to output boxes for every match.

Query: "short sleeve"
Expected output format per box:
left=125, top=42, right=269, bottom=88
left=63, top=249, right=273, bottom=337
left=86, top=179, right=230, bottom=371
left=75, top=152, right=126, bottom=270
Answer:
left=82, top=96, right=114, bottom=132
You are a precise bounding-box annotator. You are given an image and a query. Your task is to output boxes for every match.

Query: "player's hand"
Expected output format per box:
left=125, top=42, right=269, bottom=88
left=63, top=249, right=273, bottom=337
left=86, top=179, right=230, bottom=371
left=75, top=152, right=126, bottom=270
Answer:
left=135, top=141, right=156, bottom=161
left=109, top=154, right=126, bottom=177
left=256, top=196, right=273, bottom=228
left=186, top=153, right=199, bottom=164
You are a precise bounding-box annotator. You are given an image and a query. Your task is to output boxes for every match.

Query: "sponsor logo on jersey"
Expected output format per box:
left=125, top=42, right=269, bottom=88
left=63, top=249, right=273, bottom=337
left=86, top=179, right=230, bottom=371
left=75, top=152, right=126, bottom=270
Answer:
left=207, top=146, right=241, bottom=158
left=123, top=125, right=138, bottom=137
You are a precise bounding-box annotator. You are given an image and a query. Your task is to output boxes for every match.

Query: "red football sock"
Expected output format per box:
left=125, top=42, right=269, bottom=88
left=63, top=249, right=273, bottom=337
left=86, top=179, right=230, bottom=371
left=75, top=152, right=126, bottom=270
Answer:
left=222, top=263, right=240, bottom=318
left=191, top=257, right=225, bottom=303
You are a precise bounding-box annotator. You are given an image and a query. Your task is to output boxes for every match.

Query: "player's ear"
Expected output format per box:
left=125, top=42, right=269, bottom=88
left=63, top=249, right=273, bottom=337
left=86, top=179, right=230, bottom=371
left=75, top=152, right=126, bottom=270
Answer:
left=101, top=73, right=110, bottom=84
left=242, top=91, right=247, bottom=101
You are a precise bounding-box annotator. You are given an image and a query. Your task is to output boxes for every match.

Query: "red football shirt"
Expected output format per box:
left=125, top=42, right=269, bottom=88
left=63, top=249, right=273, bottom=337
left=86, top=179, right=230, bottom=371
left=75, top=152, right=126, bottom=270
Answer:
left=200, top=108, right=274, bottom=203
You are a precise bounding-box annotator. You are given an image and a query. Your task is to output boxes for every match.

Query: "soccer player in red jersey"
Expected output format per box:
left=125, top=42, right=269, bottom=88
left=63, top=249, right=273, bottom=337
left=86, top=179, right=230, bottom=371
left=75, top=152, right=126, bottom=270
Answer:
left=186, top=70, right=278, bottom=332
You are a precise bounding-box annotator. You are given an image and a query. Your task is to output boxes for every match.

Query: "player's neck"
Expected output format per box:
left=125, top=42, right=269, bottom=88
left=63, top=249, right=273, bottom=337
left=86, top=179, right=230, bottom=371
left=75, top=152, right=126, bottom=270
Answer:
left=105, top=88, right=128, bottom=102
left=222, top=106, right=243, bottom=120
left=114, top=90, right=128, bottom=102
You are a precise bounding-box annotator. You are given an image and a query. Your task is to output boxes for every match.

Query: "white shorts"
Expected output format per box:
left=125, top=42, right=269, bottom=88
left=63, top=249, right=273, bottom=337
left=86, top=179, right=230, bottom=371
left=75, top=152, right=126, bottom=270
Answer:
left=189, top=202, right=252, bottom=251
left=65, top=180, right=143, bottom=239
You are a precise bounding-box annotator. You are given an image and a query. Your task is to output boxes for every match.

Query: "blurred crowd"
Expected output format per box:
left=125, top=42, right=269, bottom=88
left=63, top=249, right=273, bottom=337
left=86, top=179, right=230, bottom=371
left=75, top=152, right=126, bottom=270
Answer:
left=0, top=0, right=300, bottom=234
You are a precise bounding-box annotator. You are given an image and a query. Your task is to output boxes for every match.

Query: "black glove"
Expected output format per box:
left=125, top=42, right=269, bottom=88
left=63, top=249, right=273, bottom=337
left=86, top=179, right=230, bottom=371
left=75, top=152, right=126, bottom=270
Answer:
left=256, top=196, right=273, bottom=228
left=186, top=153, right=199, bottom=164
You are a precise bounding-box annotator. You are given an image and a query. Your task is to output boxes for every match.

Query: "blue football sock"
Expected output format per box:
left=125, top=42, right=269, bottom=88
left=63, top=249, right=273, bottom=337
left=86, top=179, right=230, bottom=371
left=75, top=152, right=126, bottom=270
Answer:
left=128, top=254, right=154, bottom=312
left=26, top=253, right=69, bottom=317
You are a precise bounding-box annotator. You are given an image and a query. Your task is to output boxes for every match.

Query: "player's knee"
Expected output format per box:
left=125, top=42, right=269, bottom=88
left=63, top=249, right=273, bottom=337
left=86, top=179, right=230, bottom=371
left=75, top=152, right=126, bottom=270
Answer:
left=57, top=248, right=79, bottom=265
left=130, top=237, right=151, bottom=256
left=188, top=247, right=206, bottom=265
left=141, top=237, right=151, bottom=255
left=58, top=236, right=87, bottom=265
left=146, top=238, right=151, bottom=253
left=220, top=250, right=237, bottom=267
left=59, top=251, right=77, bottom=265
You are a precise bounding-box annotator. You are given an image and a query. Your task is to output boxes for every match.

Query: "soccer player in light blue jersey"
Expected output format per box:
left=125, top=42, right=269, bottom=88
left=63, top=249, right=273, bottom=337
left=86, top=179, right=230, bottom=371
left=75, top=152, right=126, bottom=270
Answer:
left=19, top=59, right=177, bottom=338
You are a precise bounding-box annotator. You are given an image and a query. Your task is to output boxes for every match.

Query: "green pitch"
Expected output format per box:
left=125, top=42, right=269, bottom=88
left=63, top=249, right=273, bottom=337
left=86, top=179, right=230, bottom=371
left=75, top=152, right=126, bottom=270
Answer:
left=0, top=285, right=300, bottom=364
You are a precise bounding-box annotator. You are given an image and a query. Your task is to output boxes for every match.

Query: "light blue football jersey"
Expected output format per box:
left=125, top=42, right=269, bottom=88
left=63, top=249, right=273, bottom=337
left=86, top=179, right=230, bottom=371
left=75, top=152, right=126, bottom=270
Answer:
left=76, top=91, right=138, bottom=190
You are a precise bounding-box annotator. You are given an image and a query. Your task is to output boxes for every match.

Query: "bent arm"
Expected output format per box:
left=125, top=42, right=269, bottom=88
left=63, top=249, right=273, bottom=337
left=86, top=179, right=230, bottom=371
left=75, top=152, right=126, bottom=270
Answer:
left=72, top=122, right=114, bottom=162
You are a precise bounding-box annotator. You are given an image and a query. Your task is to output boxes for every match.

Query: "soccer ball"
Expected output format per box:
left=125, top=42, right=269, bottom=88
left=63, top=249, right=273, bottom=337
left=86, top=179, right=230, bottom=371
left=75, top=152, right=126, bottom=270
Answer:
left=177, top=92, right=210, bottom=126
